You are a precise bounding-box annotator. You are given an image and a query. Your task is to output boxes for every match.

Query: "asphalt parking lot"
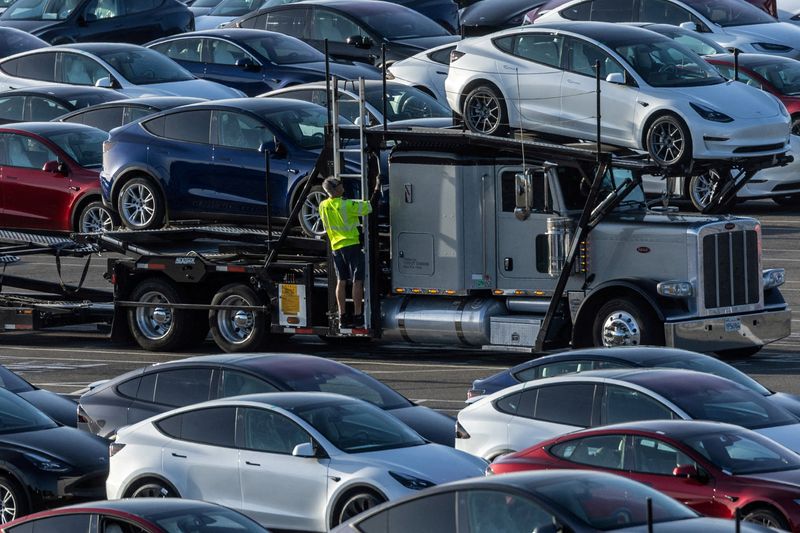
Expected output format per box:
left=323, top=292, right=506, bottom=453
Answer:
left=2, top=199, right=800, bottom=416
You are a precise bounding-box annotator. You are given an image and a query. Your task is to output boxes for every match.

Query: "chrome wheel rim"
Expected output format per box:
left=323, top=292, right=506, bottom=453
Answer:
left=601, top=311, right=641, bottom=347
left=121, top=183, right=156, bottom=228
left=135, top=291, right=172, bottom=341
left=465, top=89, right=501, bottom=134
left=300, top=190, right=328, bottom=237
left=745, top=512, right=783, bottom=529
left=650, top=120, right=685, bottom=166
left=80, top=205, right=114, bottom=233
left=217, top=294, right=255, bottom=345
left=0, top=484, right=16, bottom=523
left=339, top=494, right=382, bottom=524
left=690, top=173, right=715, bottom=210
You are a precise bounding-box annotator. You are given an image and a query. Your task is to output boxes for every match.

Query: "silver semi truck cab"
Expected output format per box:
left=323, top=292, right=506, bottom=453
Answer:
left=380, top=150, right=790, bottom=355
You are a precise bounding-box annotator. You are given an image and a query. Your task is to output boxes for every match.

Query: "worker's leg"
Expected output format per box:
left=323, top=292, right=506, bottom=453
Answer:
left=336, top=280, right=347, bottom=316
left=353, top=281, right=364, bottom=316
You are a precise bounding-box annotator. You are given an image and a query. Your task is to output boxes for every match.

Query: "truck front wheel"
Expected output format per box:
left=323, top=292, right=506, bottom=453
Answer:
left=127, top=279, right=194, bottom=351
left=593, top=298, right=663, bottom=347
left=209, top=284, right=269, bottom=352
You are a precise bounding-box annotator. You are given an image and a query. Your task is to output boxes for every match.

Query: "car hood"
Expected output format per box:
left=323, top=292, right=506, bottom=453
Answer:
left=194, top=15, right=233, bottom=30
left=388, top=405, right=455, bottom=446
left=296, top=61, right=381, bottom=81
left=393, top=35, right=459, bottom=51
left=652, top=81, right=781, bottom=120
left=4, top=426, right=108, bottom=469
left=127, top=78, right=243, bottom=98
left=767, top=392, right=800, bottom=418
left=739, top=468, right=800, bottom=488
left=0, top=20, right=59, bottom=34
left=189, top=7, right=214, bottom=16
left=755, top=424, right=800, bottom=453
left=19, top=389, right=77, bottom=428
left=726, top=21, right=800, bottom=47
left=355, top=443, right=486, bottom=482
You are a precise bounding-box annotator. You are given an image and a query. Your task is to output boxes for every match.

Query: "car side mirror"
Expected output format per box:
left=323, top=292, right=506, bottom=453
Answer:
left=94, top=77, right=114, bottom=89
left=605, top=72, right=625, bottom=84
left=78, top=15, right=89, bottom=26
left=235, top=57, right=259, bottom=72
left=42, top=160, right=67, bottom=175
left=292, top=442, right=316, bottom=457
left=679, top=21, right=698, bottom=32
left=347, top=35, right=373, bottom=49
left=673, top=464, right=699, bottom=479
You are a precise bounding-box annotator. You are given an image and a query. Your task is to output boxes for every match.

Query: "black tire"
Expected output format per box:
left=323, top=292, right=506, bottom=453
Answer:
left=0, top=476, right=27, bottom=524
left=792, top=115, right=800, bottom=136
left=76, top=200, right=118, bottom=233
left=127, top=278, right=194, bottom=351
left=592, top=298, right=664, bottom=347
left=715, top=346, right=762, bottom=360
left=116, top=177, right=166, bottom=230
left=128, top=479, right=179, bottom=499
left=209, top=283, right=270, bottom=353
left=333, top=489, right=386, bottom=528
left=297, top=185, right=328, bottom=238
left=743, top=506, right=789, bottom=530
left=686, top=169, right=736, bottom=213
left=773, top=194, right=800, bottom=207
left=462, top=84, right=509, bottom=136
left=646, top=114, right=692, bottom=167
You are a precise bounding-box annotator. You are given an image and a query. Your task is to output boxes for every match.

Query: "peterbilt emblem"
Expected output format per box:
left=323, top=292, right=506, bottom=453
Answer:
left=637, top=246, right=651, bottom=253
left=724, top=223, right=735, bottom=230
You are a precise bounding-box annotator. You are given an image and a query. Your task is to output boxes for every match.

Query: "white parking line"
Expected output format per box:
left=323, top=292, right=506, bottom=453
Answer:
left=336, top=359, right=507, bottom=371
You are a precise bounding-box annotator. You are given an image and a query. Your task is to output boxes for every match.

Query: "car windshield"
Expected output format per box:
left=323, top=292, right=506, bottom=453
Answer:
left=685, top=430, right=800, bottom=475
left=259, top=104, right=330, bottom=150
left=288, top=398, right=426, bottom=453
left=363, top=84, right=450, bottom=121
left=1, top=30, right=48, bottom=55
left=683, top=0, right=776, bottom=27
left=147, top=507, right=267, bottom=532
left=0, top=366, right=34, bottom=393
left=209, top=0, right=263, bottom=17
left=533, top=475, right=697, bottom=530
left=3, top=0, right=80, bottom=20
left=0, top=388, right=56, bottom=433
left=242, top=34, right=323, bottom=64
left=96, top=48, right=194, bottom=85
left=647, top=26, right=726, bottom=56
left=358, top=3, right=450, bottom=39
left=40, top=128, right=106, bottom=168
left=751, top=61, right=800, bottom=96
left=193, top=0, right=222, bottom=6
left=650, top=355, right=771, bottom=396
left=615, top=40, right=724, bottom=87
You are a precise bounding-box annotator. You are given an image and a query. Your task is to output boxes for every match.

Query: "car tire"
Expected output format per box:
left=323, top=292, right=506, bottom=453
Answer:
left=646, top=114, right=691, bottom=168
left=593, top=298, right=663, bottom=347
left=743, top=507, right=789, bottom=530
left=686, top=169, right=736, bottom=213
left=792, top=115, right=800, bottom=136
left=0, top=476, right=27, bottom=524
left=127, top=278, right=194, bottom=352
left=76, top=200, right=118, bottom=233
left=298, top=185, right=328, bottom=238
left=209, top=283, right=270, bottom=353
left=334, top=489, right=386, bottom=527
left=463, top=84, right=509, bottom=136
left=128, top=479, right=179, bottom=499
left=715, top=346, right=762, bottom=360
left=117, top=177, right=165, bottom=230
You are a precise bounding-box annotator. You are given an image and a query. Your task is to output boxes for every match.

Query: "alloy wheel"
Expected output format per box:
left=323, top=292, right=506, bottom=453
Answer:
left=0, top=484, right=16, bottom=524
left=120, top=183, right=157, bottom=228
left=465, top=89, right=501, bottom=134
left=338, top=493, right=383, bottom=525
left=649, top=120, right=685, bottom=166
left=300, top=189, right=328, bottom=237
left=80, top=205, right=115, bottom=233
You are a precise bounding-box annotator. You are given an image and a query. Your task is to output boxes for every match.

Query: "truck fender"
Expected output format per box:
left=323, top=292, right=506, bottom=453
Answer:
left=572, top=280, right=664, bottom=347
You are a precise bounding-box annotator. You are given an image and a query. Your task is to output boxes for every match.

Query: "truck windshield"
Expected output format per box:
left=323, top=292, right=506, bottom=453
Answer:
left=559, top=167, right=645, bottom=212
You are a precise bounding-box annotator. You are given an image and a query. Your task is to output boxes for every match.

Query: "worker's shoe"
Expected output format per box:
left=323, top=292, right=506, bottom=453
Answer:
left=352, top=314, right=364, bottom=328
left=340, top=313, right=353, bottom=328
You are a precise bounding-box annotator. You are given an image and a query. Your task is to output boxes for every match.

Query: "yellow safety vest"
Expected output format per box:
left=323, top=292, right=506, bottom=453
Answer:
left=319, top=196, right=372, bottom=250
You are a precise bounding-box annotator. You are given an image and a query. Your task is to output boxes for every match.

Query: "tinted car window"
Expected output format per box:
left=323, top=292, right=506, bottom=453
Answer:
left=71, top=107, right=125, bottom=131
left=640, top=0, right=694, bottom=25
left=153, top=368, right=213, bottom=407
left=239, top=407, right=311, bottom=454
left=96, top=48, right=194, bottom=84
left=429, top=46, right=455, bottom=65
left=604, top=385, right=674, bottom=424
left=265, top=9, right=307, bottom=38
left=495, top=391, right=521, bottom=415
left=16, top=514, right=92, bottom=532
left=1, top=133, right=56, bottom=169
left=29, top=97, right=69, bottom=121
left=632, top=436, right=696, bottom=475
left=2, top=52, right=57, bottom=81
left=566, top=38, right=624, bottom=78
left=142, top=114, right=166, bottom=136
left=358, top=492, right=456, bottom=533
left=0, top=96, right=25, bottom=122
left=127, top=106, right=158, bottom=123
left=561, top=0, right=635, bottom=21
left=463, top=490, right=558, bottom=533
left=532, top=383, right=594, bottom=426
left=718, top=65, right=763, bottom=89
left=551, top=434, right=626, bottom=469
left=163, top=110, right=212, bottom=144
left=116, top=377, right=141, bottom=399
left=60, top=53, right=109, bottom=86
left=138, top=372, right=156, bottom=401
left=40, top=127, right=106, bottom=167
left=220, top=370, right=278, bottom=397
left=208, top=39, right=251, bottom=66
left=85, top=0, right=122, bottom=20
left=311, top=9, right=365, bottom=42
left=156, top=412, right=182, bottom=438
left=151, top=38, right=204, bottom=63
left=179, top=406, right=236, bottom=447
left=126, top=0, right=161, bottom=14
left=4, top=0, right=80, bottom=21
left=511, top=34, right=563, bottom=68
left=216, top=110, right=268, bottom=150
left=239, top=13, right=267, bottom=29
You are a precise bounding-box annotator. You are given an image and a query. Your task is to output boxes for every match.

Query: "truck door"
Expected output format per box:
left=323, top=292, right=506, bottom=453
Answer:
left=495, top=167, right=550, bottom=289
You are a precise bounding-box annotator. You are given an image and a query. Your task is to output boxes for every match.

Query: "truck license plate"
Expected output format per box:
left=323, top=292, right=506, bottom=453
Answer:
left=724, top=318, right=741, bottom=333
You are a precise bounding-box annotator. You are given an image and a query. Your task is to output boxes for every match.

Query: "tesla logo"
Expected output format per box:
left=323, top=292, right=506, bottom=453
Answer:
left=637, top=246, right=651, bottom=253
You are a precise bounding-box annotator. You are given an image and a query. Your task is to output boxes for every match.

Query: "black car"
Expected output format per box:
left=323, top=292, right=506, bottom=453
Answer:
left=56, top=95, right=205, bottom=131
left=0, top=365, right=79, bottom=427
left=0, top=0, right=194, bottom=45
left=459, top=0, right=546, bottom=36
left=146, top=29, right=380, bottom=96
left=466, top=346, right=800, bottom=418
left=0, top=27, right=48, bottom=60
left=230, top=0, right=460, bottom=66
left=0, top=387, right=108, bottom=523
left=188, top=0, right=224, bottom=16
left=0, top=85, right=124, bottom=124
left=77, top=353, right=456, bottom=445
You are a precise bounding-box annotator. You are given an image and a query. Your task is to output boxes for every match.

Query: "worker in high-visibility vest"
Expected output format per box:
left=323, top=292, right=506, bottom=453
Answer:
left=319, top=176, right=380, bottom=328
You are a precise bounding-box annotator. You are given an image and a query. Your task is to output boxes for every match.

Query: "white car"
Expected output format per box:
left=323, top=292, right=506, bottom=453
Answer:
left=535, top=0, right=800, bottom=60
left=195, top=0, right=266, bottom=30
left=779, top=0, right=800, bottom=23
left=108, top=392, right=487, bottom=532
left=456, top=368, right=800, bottom=461
left=386, top=42, right=457, bottom=103
left=0, top=43, right=245, bottom=99
left=445, top=23, right=790, bottom=166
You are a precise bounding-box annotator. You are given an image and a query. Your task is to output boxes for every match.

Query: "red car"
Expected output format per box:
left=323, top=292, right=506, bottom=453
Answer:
left=0, top=122, right=116, bottom=232
left=705, top=53, right=800, bottom=134
left=0, top=499, right=270, bottom=533
left=490, top=420, right=800, bottom=531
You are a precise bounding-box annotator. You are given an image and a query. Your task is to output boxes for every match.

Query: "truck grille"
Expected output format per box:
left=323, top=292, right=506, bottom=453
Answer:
left=702, top=230, right=759, bottom=309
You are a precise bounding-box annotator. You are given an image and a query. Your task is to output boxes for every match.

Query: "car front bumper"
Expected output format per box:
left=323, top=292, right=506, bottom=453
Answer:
left=664, top=308, right=791, bottom=352
left=693, top=116, right=789, bottom=160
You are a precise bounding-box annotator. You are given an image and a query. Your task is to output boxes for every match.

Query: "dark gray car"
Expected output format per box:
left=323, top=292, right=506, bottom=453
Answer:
left=0, top=364, right=78, bottom=427
left=78, top=353, right=456, bottom=445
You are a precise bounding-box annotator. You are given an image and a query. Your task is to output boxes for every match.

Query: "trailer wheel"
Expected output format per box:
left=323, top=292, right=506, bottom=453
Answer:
left=127, top=279, right=193, bottom=351
left=593, top=298, right=663, bottom=347
left=209, top=284, right=269, bottom=352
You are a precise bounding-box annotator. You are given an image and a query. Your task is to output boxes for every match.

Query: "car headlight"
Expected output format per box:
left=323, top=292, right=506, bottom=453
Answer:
left=753, top=42, right=793, bottom=53
left=24, top=452, right=71, bottom=473
left=389, top=471, right=436, bottom=490
left=690, top=102, right=733, bottom=123
left=763, top=268, right=786, bottom=290
left=657, top=280, right=693, bottom=298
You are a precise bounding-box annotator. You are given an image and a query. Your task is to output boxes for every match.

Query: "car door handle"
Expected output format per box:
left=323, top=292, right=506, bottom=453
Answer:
left=567, top=78, right=580, bottom=85
left=436, top=71, right=447, bottom=75
left=245, top=461, right=260, bottom=466
left=171, top=452, right=187, bottom=458
left=288, top=168, right=299, bottom=174
left=68, top=186, right=80, bottom=191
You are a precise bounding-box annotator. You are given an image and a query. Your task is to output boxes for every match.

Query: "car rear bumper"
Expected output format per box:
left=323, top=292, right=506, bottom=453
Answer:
left=664, top=308, right=791, bottom=352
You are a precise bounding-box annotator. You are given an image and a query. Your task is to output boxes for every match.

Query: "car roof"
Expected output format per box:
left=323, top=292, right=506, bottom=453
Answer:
left=216, top=391, right=361, bottom=409
left=0, top=85, right=120, bottom=99
left=574, top=418, right=748, bottom=438
left=516, top=21, right=668, bottom=47
left=574, top=367, right=736, bottom=392
left=0, top=121, right=104, bottom=136
left=259, top=0, right=411, bottom=13
left=509, top=346, right=704, bottom=373
left=56, top=42, right=147, bottom=54
left=178, top=97, right=322, bottom=113
left=170, top=28, right=295, bottom=41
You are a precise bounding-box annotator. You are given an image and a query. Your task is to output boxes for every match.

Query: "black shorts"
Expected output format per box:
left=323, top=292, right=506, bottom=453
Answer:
left=332, top=244, right=365, bottom=281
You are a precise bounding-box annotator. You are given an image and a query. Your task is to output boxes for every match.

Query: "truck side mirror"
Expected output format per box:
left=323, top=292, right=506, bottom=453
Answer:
left=514, top=171, right=533, bottom=221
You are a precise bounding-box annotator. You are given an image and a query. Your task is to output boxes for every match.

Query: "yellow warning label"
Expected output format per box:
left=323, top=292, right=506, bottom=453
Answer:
left=281, top=284, right=299, bottom=315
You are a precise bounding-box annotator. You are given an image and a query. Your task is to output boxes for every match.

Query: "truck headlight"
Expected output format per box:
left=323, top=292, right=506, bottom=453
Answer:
left=763, top=268, right=786, bottom=290
left=657, top=281, right=693, bottom=298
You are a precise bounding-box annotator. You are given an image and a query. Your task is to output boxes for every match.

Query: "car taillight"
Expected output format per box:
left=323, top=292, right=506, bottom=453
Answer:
left=109, top=442, right=126, bottom=457
left=456, top=421, right=470, bottom=439
left=102, top=140, right=114, bottom=153
left=466, top=388, right=485, bottom=400
left=450, top=50, right=465, bottom=63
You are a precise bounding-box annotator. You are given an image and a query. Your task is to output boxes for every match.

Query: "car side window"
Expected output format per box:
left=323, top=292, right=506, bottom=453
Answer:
left=115, top=377, right=141, bottom=399
left=1, top=52, right=58, bottom=82
left=639, top=0, right=696, bottom=25
left=238, top=407, right=312, bottom=454
left=85, top=0, right=122, bottom=20
left=152, top=38, right=203, bottom=63
left=73, top=107, right=125, bottom=131
left=162, top=110, right=212, bottom=144
left=537, top=360, right=596, bottom=378
left=152, top=368, right=213, bottom=407
left=240, top=13, right=267, bottom=30
left=156, top=407, right=236, bottom=447
left=311, top=9, right=365, bottom=42
left=10, top=514, right=92, bottom=532
left=511, top=34, right=564, bottom=69
left=28, top=97, right=69, bottom=121
left=562, top=0, right=635, bottom=22
left=0, top=96, right=25, bottom=123
left=126, top=0, right=161, bottom=15
left=428, top=46, right=455, bottom=65
left=529, top=383, right=595, bottom=427
left=208, top=39, right=252, bottom=66
left=550, top=434, right=626, bottom=470
left=565, top=38, right=625, bottom=79
left=462, top=489, right=559, bottom=533
left=2, top=134, right=56, bottom=169
left=264, top=9, right=308, bottom=38
left=215, top=110, right=269, bottom=151
left=632, top=436, right=697, bottom=475
left=714, top=65, right=763, bottom=89
left=356, top=492, right=457, bottom=533
left=220, top=370, right=278, bottom=397
left=494, top=391, right=521, bottom=415
left=100, top=517, right=148, bottom=533
left=603, top=385, right=675, bottom=425
left=60, top=53, right=110, bottom=86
